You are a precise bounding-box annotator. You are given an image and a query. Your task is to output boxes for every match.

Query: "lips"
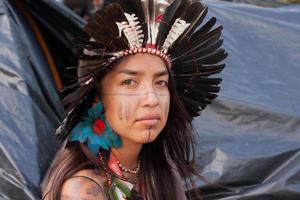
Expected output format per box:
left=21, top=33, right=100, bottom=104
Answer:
left=136, top=114, right=160, bottom=126
left=137, top=114, right=160, bottom=121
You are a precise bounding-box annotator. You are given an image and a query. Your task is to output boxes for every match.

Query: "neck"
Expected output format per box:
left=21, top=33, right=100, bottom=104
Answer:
left=111, top=137, right=142, bottom=170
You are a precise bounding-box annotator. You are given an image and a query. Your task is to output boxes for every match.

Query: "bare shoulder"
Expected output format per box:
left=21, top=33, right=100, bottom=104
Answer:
left=61, top=169, right=107, bottom=200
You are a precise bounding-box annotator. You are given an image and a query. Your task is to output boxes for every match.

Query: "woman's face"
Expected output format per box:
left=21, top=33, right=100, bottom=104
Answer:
left=100, top=53, right=170, bottom=145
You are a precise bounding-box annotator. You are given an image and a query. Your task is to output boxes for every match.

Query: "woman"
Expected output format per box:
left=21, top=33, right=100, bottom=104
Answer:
left=42, top=0, right=227, bottom=199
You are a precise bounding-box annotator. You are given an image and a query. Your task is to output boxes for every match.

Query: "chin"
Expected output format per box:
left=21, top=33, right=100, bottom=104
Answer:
left=134, top=129, right=160, bottom=144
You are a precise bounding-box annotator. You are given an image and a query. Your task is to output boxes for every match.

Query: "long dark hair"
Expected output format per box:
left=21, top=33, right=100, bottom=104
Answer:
left=139, top=73, right=202, bottom=199
left=42, top=60, right=203, bottom=199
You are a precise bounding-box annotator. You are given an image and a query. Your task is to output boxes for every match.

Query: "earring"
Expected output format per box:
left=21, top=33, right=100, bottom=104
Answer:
left=69, top=102, right=122, bottom=155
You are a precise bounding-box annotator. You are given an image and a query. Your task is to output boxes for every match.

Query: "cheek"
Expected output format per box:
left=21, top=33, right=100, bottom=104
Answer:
left=102, top=93, right=170, bottom=140
left=102, top=96, right=138, bottom=126
left=164, top=97, right=170, bottom=118
left=159, top=94, right=170, bottom=122
left=117, top=99, right=133, bottom=121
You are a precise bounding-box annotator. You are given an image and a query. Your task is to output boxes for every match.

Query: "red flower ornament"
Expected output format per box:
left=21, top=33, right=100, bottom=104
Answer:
left=92, top=119, right=106, bottom=135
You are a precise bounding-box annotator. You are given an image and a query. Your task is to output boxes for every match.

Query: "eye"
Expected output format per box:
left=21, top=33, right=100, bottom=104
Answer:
left=121, top=79, right=138, bottom=87
left=156, top=80, right=169, bottom=87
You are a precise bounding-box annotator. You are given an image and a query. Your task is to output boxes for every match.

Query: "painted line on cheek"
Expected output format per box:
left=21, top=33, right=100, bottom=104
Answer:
left=122, top=101, right=126, bottom=121
left=125, top=101, right=130, bottom=120
left=118, top=102, right=123, bottom=120
left=164, top=100, right=169, bottom=118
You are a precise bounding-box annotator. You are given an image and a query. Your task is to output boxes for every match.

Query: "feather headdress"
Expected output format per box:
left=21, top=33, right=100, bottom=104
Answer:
left=56, top=0, right=228, bottom=140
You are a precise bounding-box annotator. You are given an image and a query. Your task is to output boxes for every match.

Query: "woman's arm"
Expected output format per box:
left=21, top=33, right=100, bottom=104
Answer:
left=60, top=170, right=107, bottom=200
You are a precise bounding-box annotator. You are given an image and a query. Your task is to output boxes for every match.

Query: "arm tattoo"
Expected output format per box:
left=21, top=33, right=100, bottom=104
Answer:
left=69, top=179, right=83, bottom=193
left=62, top=176, right=105, bottom=199
left=61, top=189, right=105, bottom=200
left=86, top=185, right=102, bottom=197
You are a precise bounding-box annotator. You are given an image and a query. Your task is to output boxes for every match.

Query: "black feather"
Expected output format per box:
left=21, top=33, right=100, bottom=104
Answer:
left=156, top=0, right=189, bottom=47
left=174, top=48, right=228, bottom=69
left=84, top=3, right=128, bottom=50
left=172, top=2, right=208, bottom=47
left=172, top=63, right=225, bottom=76
left=56, top=82, right=96, bottom=141
left=170, top=25, right=222, bottom=57
left=188, top=88, right=218, bottom=100
left=173, top=39, right=224, bottom=63
left=180, top=96, right=203, bottom=115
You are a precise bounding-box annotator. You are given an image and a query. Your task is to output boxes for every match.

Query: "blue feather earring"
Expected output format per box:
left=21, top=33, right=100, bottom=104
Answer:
left=69, top=102, right=122, bottom=155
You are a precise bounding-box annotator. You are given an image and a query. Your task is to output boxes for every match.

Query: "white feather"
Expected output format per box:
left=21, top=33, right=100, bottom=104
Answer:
left=116, top=13, right=144, bottom=48
left=162, top=18, right=191, bottom=53
left=114, top=179, right=134, bottom=200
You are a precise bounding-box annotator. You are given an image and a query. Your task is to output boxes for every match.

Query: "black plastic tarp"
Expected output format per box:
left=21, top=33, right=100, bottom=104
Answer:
left=0, top=0, right=84, bottom=199
left=0, top=0, right=299, bottom=199
left=192, top=1, right=300, bottom=199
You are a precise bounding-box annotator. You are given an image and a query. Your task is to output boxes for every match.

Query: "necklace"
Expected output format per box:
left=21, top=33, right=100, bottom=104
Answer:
left=117, top=157, right=141, bottom=174
left=97, top=151, right=144, bottom=199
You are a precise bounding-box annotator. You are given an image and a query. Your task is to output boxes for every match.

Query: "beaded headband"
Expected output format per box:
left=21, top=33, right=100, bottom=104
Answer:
left=103, top=48, right=172, bottom=68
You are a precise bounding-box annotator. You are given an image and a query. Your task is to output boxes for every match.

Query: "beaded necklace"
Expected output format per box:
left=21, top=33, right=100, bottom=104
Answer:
left=97, top=152, right=144, bottom=200
left=117, top=157, right=141, bottom=174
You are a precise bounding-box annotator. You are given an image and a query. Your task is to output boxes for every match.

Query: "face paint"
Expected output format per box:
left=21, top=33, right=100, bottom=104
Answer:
left=100, top=53, right=170, bottom=145
left=164, top=99, right=169, bottom=118
left=104, top=92, right=159, bottom=96
left=147, top=128, right=151, bottom=143
left=125, top=100, right=130, bottom=120
left=118, top=102, right=123, bottom=120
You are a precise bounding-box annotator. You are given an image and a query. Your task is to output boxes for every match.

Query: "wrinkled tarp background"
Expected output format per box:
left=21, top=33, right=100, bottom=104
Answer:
left=0, top=0, right=84, bottom=199
left=0, top=0, right=299, bottom=199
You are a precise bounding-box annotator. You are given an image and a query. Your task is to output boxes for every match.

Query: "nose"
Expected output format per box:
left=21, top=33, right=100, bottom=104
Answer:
left=142, top=91, right=159, bottom=107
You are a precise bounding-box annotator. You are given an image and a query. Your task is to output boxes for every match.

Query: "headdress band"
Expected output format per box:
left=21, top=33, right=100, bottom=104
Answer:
left=105, top=47, right=172, bottom=68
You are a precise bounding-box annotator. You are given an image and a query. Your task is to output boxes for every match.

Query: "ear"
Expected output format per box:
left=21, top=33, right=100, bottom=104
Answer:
left=93, top=97, right=100, bottom=107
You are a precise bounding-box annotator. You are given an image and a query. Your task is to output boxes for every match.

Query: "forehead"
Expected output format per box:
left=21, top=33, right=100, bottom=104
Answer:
left=111, top=53, right=168, bottom=74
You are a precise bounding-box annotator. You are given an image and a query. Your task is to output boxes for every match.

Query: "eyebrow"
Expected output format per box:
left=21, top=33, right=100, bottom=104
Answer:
left=117, top=69, right=169, bottom=77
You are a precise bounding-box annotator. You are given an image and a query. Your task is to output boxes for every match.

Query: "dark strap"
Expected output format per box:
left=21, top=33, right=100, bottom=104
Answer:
left=70, top=175, right=104, bottom=190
